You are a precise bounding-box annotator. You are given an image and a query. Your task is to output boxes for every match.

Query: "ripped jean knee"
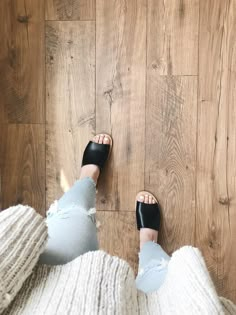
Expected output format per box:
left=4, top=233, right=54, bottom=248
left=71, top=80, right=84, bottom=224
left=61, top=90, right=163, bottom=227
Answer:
left=46, top=200, right=97, bottom=225
left=57, top=177, right=96, bottom=213
left=39, top=199, right=99, bottom=265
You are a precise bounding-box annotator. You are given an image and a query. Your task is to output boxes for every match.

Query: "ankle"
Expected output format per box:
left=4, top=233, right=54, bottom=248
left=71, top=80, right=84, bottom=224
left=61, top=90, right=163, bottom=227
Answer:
left=140, top=228, right=158, bottom=250
left=79, top=165, right=100, bottom=183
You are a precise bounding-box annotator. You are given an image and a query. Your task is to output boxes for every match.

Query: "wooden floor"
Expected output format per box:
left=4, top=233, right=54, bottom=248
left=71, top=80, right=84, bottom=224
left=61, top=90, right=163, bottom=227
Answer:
left=0, top=0, right=236, bottom=303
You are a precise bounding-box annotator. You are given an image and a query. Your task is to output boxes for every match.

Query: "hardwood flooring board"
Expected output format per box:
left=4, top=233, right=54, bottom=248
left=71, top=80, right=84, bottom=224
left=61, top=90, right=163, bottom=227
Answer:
left=46, top=125, right=94, bottom=207
left=96, top=0, right=146, bottom=211
left=197, top=0, right=236, bottom=302
left=145, top=75, right=197, bottom=254
left=0, top=0, right=45, bottom=123
left=147, top=0, right=199, bottom=75
left=227, top=71, right=236, bottom=303
left=46, top=0, right=95, bottom=20
left=97, top=211, right=139, bottom=272
left=0, top=124, right=45, bottom=215
left=46, top=21, right=95, bottom=207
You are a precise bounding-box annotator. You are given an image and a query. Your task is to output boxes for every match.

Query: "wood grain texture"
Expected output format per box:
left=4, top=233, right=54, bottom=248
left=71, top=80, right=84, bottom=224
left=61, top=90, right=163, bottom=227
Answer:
left=0, top=124, right=45, bottom=215
left=147, top=0, right=199, bottom=75
left=96, top=0, right=146, bottom=211
left=46, top=21, right=95, bottom=207
left=46, top=0, right=95, bottom=20
left=97, top=211, right=139, bottom=272
left=197, top=0, right=236, bottom=302
left=145, top=75, right=197, bottom=254
left=0, top=0, right=235, bottom=303
left=0, top=0, right=44, bottom=123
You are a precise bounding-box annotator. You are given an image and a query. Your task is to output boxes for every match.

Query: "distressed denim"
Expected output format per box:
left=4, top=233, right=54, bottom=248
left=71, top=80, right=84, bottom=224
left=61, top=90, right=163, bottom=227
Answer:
left=136, top=241, right=170, bottom=293
left=39, top=177, right=169, bottom=292
left=39, top=177, right=98, bottom=265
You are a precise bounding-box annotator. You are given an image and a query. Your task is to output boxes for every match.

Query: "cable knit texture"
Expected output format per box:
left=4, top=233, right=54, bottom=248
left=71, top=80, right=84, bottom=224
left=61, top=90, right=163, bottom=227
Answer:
left=0, top=205, right=236, bottom=315
left=0, top=205, right=48, bottom=313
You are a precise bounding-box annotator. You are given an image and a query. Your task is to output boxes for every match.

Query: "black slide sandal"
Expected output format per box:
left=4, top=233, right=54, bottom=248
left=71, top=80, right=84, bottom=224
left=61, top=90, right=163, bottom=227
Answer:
left=136, top=191, right=161, bottom=231
left=82, top=134, right=113, bottom=171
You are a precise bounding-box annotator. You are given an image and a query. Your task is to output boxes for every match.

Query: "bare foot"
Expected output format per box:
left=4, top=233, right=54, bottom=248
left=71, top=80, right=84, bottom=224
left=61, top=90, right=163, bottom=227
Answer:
left=79, top=134, right=111, bottom=184
left=136, top=192, right=158, bottom=250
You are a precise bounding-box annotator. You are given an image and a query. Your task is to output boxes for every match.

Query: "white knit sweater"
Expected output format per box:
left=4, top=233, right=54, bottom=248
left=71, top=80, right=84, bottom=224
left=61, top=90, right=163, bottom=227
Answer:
left=0, top=205, right=235, bottom=315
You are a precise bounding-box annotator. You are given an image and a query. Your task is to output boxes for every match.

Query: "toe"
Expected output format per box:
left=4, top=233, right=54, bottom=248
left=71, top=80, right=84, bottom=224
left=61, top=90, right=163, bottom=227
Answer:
left=139, top=195, right=145, bottom=202
left=148, top=195, right=152, bottom=204
left=103, top=135, right=110, bottom=145
left=93, top=135, right=99, bottom=143
left=99, top=134, right=104, bottom=144
left=144, top=194, right=149, bottom=204
left=136, top=191, right=158, bottom=205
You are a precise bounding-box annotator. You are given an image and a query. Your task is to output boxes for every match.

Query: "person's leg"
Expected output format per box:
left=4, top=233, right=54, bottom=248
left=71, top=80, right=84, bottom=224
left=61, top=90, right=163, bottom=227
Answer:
left=39, top=134, right=111, bottom=265
left=39, top=177, right=98, bottom=265
left=135, top=193, right=170, bottom=293
left=136, top=241, right=170, bottom=293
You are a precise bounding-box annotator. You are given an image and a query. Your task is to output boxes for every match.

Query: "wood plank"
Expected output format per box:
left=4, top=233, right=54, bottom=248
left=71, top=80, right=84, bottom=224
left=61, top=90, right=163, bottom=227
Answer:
left=46, top=21, right=95, bottom=207
left=97, top=211, right=139, bottom=272
left=145, top=75, right=197, bottom=254
left=0, top=124, right=45, bottom=215
left=147, top=0, right=199, bottom=75
left=0, top=0, right=44, bottom=123
left=46, top=0, right=95, bottom=21
left=197, top=0, right=236, bottom=302
left=96, top=0, right=146, bottom=211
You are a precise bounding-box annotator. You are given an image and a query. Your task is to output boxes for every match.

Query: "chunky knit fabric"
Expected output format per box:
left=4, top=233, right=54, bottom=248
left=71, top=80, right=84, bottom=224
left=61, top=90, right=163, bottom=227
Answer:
left=0, top=205, right=235, bottom=315
left=0, top=206, right=47, bottom=313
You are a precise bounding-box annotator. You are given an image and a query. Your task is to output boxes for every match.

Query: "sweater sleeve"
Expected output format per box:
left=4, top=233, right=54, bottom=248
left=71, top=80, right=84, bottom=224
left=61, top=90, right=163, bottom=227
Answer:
left=0, top=205, right=48, bottom=313
left=220, top=297, right=236, bottom=315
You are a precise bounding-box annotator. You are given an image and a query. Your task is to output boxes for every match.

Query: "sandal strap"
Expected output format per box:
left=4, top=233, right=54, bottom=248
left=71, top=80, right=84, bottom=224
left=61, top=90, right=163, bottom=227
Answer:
left=136, top=201, right=161, bottom=231
left=82, top=141, right=110, bottom=171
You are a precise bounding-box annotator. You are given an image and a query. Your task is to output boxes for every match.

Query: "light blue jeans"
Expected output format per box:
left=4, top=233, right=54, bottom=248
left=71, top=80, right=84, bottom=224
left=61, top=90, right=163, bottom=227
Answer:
left=39, top=178, right=170, bottom=293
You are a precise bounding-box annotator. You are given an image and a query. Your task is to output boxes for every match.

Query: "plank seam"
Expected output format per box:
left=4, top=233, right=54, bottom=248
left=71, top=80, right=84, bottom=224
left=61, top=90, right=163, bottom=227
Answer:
left=144, top=0, right=148, bottom=191
left=194, top=0, right=200, bottom=247
left=44, top=1, right=47, bottom=216
left=45, top=19, right=95, bottom=22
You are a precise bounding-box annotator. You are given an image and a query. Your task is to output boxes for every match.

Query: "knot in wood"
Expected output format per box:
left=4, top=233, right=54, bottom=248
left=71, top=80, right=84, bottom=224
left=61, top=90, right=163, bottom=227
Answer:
left=219, top=197, right=230, bottom=205
left=17, top=15, right=29, bottom=23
